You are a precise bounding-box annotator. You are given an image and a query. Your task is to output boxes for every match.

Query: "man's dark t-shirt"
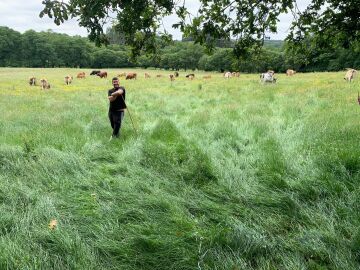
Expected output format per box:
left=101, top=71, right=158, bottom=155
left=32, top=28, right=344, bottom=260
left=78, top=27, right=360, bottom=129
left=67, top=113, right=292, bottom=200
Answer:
left=108, top=87, right=126, bottom=111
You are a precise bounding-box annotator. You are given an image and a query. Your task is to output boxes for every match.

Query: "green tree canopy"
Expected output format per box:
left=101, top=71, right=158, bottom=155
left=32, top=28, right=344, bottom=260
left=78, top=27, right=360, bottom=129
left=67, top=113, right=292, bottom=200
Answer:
left=0, top=26, right=358, bottom=72
left=0, top=27, right=22, bottom=66
left=40, top=0, right=359, bottom=58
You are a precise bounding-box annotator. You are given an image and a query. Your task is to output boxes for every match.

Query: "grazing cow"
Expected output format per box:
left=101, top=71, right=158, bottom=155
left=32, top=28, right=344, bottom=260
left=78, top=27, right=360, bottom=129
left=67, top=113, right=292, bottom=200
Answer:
left=90, top=70, right=101, bottom=75
left=260, top=71, right=277, bottom=83
left=169, top=74, right=175, bottom=81
left=40, top=79, right=51, bottom=90
left=286, top=69, right=296, bottom=76
left=224, top=72, right=232, bottom=79
left=156, top=74, right=163, bottom=78
left=144, top=73, right=151, bottom=79
left=126, top=73, right=137, bottom=80
left=97, top=72, right=108, bottom=79
left=344, top=69, right=357, bottom=82
left=77, top=72, right=86, bottom=79
left=186, top=74, right=195, bottom=80
left=234, top=72, right=240, bottom=77
left=174, top=71, right=179, bottom=78
left=64, top=75, right=73, bottom=85
left=118, top=72, right=127, bottom=78
left=203, top=75, right=212, bottom=79
left=29, top=77, right=36, bottom=86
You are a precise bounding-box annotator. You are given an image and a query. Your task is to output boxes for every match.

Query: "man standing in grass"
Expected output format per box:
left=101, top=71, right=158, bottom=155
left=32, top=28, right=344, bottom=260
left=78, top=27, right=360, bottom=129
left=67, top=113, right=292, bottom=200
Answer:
left=108, top=77, right=126, bottom=139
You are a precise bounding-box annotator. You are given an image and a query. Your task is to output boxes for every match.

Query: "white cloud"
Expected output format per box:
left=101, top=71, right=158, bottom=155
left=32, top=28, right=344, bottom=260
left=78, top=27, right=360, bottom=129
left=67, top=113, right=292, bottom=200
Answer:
left=0, top=0, right=312, bottom=40
left=0, top=0, right=88, bottom=36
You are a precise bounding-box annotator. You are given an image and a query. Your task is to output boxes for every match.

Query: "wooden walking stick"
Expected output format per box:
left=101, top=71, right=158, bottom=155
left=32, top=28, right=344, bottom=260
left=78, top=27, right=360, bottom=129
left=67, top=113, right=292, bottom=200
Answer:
left=121, top=95, right=138, bottom=136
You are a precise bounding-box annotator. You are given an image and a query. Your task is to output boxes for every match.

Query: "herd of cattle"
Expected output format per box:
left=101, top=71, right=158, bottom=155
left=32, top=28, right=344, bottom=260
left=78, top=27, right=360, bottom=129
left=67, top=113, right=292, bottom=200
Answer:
left=28, top=68, right=357, bottom=89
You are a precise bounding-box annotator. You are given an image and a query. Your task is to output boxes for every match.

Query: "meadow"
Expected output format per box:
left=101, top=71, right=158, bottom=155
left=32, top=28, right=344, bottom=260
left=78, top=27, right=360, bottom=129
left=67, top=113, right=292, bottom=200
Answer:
left=0, top=68, right=359, bottom=269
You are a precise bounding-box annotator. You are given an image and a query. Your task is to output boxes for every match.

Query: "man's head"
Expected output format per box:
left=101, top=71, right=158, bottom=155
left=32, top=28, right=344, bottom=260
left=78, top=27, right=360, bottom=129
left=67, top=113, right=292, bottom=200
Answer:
left=112, top=77, right=119, bottom=88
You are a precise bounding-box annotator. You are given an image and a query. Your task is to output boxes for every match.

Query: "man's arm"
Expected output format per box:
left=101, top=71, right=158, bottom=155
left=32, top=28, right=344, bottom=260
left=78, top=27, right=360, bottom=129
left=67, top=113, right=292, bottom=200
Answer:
left=108, top=96, right=117, bottom=102
left=111, top=88, right=124, bottom=97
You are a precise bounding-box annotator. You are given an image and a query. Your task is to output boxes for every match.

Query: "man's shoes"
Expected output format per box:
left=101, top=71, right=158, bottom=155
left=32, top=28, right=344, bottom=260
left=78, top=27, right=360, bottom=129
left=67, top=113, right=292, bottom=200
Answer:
left=109, top=134, right=120, bottom=141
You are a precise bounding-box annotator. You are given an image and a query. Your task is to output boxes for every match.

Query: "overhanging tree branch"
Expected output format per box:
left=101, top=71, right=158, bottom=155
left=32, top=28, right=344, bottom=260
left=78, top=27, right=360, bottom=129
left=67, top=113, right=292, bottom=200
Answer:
left=40, top=0, right=360, bottom=58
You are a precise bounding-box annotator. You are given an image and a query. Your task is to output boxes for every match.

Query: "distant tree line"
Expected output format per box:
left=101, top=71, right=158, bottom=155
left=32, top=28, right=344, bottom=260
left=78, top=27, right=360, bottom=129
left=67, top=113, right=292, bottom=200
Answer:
left=0, top=26, right=359, bottom=72
left=0, top=27, right=134, bottom=69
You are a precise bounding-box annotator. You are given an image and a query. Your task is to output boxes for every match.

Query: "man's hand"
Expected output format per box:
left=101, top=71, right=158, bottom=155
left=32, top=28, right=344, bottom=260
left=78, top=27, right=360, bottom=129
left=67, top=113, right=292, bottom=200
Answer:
left=108, top=96, right=117, bottom=102
left=111, top=89, right=124, bottom=97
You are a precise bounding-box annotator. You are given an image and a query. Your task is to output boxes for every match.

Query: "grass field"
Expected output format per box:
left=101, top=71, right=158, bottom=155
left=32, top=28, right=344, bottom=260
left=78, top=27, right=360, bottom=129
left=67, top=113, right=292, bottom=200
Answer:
left=0, top=68, right=359, bottom=269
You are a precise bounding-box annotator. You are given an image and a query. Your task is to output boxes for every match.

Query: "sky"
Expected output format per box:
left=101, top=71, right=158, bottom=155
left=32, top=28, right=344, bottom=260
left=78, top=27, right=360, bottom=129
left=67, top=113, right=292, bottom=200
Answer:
left=0, top=0, right=311, bottom=40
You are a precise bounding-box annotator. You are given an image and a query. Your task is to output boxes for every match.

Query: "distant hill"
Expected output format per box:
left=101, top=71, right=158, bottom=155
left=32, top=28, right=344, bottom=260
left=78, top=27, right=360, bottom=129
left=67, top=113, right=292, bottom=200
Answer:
left=264, top=40, right=284, bottom=50
left=182, top=36, right=284, bottom=50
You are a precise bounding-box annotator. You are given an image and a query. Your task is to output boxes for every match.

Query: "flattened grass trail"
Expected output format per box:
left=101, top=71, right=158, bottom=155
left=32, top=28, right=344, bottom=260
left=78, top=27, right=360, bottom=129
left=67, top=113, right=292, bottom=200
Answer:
left=0, top=68, right=359, bottom=269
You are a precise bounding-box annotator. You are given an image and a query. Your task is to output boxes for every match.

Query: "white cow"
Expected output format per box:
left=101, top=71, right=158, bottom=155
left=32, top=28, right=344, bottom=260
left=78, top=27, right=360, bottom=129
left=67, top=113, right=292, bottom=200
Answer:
left=344, top=69, right=357, bottom=82
left=224, top=72, right=232, bottom=79
left=260, top=71, right=277, bottom=83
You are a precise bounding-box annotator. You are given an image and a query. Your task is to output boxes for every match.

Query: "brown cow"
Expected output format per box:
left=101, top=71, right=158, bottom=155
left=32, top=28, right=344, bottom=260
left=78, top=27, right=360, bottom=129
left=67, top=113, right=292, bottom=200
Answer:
left=97, top=72, right=108, bottom=79
left=64, top=75, right=73, bottom=85
left=203, top=75, right=212, bottom=79
left=126, top=73, right=137, bottom=80
left=144, top=73, right=151, bottom=79
left=344, top=69, right=357, bottom=82
left=118, top=72, right=127, bottom=78
left=77, top=72, right=86, bottom=79
left=233, top=72, right=240, bottom=77
left=186, top=74, right=195, bottom=80
left=156, top=74, right=163, bottom=78
left=169, top=74, right=175, bottom=81
left=29, top=77, right=36, bottom=86
left=174, top=71, right=179, bottom=78
left=286, top=69, right=296, bottom=76
left=40, top=79, right=50, bottom=90
left=90, top=70, right=101, bottom=75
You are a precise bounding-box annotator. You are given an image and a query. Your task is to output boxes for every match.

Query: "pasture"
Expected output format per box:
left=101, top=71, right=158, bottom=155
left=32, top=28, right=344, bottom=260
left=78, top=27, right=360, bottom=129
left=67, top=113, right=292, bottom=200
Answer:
left=0, top=68, right=359, bottom=269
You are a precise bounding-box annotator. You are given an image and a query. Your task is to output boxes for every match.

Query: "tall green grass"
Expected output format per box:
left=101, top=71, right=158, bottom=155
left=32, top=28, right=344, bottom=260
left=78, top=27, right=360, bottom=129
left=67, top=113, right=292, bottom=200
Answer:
left=0, top=68, right=359, bottom=269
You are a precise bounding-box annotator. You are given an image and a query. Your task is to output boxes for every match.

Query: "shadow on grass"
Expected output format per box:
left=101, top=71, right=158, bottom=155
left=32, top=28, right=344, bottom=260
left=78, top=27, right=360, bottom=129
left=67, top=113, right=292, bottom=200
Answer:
left=140, top=119, right=217, bottom=187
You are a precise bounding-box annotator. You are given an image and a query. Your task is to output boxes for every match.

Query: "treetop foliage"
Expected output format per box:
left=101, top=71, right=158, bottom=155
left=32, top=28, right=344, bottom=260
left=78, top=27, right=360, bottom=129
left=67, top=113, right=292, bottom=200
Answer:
left=40, top=0, right=360, bottom=58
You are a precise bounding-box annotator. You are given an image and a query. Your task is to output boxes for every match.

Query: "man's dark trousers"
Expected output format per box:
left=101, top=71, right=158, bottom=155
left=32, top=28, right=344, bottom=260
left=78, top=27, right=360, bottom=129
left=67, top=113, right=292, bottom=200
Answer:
left=109, top=110, right=124, bottom=137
